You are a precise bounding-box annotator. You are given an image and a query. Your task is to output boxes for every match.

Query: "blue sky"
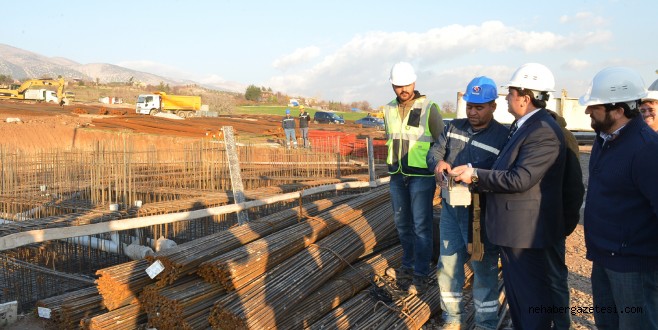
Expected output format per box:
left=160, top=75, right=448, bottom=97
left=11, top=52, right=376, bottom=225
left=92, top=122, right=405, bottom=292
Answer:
left=3, top=0, right=657, bottom=107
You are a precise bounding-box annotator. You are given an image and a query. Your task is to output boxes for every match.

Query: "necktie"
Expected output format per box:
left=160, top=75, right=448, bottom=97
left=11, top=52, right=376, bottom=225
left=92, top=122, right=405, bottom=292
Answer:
left=507, top=121, right=518, bottom=140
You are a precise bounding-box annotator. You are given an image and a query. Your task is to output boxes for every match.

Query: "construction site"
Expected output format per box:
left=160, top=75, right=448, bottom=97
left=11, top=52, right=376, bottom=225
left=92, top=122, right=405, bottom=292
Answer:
left=0, top=100, right=597, bottom=329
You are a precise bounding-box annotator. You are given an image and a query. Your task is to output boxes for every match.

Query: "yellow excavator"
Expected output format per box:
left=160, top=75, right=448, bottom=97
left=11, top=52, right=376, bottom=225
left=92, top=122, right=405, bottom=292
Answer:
left=367, top=107, right=385, bottom=119
left=0, top=77, right=66, bottom=102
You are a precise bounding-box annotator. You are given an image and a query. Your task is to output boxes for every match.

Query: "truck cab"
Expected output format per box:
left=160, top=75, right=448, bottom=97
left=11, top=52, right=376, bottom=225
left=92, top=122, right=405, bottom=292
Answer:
left=136, top=94, right=161, bottom=115
left=23, top=89, right=59, bottom=103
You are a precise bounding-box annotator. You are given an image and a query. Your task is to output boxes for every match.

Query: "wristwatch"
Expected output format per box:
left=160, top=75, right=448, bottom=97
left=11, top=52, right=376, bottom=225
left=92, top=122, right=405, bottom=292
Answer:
left=471, top=168, right=479, bottom=183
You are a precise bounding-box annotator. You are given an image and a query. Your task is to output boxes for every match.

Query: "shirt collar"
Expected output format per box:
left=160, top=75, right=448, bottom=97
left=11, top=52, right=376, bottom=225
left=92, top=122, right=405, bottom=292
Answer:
left=515, top=108, right=542, bottom=130
left=599, top=124, right=626, bottom=143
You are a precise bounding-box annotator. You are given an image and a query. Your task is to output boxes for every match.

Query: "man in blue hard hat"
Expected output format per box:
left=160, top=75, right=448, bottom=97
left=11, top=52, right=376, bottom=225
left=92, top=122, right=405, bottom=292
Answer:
left=427, top=76, right=508, bottom=330
left=450, top=64, right=567, bottom=329
left=282, top=108, right=297, bottom=149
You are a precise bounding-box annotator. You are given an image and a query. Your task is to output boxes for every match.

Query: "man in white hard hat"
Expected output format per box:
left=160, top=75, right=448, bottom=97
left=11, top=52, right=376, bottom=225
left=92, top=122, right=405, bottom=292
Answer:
left=640, top=79, right=658, bottom=132
left=383, top=61, right=444, bottom=295
left=579, top=67, right=658, bottom=330
left=451, top=63, right=567, bottom=329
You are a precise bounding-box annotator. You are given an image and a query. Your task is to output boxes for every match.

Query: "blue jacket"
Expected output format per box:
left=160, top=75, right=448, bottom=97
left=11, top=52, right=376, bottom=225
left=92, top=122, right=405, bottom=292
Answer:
left=426, top=118, right=509, bottom=172
left=282, top=116, right=295, bottom=129
left=585, top=116, right=658, bottom=272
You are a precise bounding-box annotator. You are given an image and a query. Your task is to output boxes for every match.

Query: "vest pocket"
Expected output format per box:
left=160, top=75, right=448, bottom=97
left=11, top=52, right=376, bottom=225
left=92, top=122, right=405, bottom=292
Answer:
left=408, top=141, right=429, bottom=168
left=407, top=108, right=421, bottom=127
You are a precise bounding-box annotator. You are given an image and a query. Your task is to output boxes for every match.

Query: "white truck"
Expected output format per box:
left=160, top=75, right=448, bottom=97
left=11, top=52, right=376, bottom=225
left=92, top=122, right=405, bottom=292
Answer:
left=23, top=89, right=59, bottom=103
left=135, top=92, right=202, bottom=118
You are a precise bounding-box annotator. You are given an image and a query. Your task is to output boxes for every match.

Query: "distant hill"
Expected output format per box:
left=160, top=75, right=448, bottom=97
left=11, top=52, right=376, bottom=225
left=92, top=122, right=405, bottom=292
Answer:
left=0, top=43, right=242, bottom=93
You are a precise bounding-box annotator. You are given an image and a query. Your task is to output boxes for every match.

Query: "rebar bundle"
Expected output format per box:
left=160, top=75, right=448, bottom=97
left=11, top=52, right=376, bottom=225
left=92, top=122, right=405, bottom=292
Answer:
left=208, top=200, right=396, bottom=329
left=197, top=188, right=390, bottom=291
left=140, top=275, right=224, bottom=330
left=146, top=194, right=355, bottom=286
left=86, top=302, right=146, bottom=330
left=95, top=195, right=352, bottom=311
left=310, top=264, right=510, bottom=330
left=95, top=260, right=151, bottom=310
left=308, top=272, right=440, bottom=330
left=277, top=244, right=403, bottom=329
left=35, top=286, right=105, bottom=330
left=308, top=290, right=373, bottom=329
left=354, top=279, right=442, bottom=330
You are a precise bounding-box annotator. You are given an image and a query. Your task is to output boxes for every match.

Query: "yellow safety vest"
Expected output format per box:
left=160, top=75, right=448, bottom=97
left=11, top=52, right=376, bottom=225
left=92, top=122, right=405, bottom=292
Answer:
left=384, top=96, right=435, bottom=176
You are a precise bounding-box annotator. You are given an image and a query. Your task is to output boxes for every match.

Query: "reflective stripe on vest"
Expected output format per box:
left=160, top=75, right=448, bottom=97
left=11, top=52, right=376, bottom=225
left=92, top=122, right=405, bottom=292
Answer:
left=384, top=97, right=434, bottom=176
left=446, top=131, right=501, bottom=155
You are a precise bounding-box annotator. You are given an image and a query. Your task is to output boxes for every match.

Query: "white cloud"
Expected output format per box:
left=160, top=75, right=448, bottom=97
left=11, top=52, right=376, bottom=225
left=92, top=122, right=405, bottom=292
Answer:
left=559, top=12, right=607, bottom=28
left=272, top=46, right=321, bottom=70
left=563, top=59, right=590, bottom=70
left=265, top=21, right=611, bottom=105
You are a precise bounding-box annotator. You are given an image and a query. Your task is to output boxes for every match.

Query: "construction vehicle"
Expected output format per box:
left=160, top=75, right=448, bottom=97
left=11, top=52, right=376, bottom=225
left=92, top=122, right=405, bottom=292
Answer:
left=136, top=92, right=202, bottom=118
left=0, top=78, right=65, bottom=103
left=23, top=89, right=60, bottom=103
left=367, top=106, right=385, bottom=119
left=63, top=91, right=76, bottom=102
left=367, top=111, right=385, bottom=119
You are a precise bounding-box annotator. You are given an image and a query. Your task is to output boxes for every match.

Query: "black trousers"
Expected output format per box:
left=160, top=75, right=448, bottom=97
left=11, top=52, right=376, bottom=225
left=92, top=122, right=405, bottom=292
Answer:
left=500, top=246, right=553, bottom=330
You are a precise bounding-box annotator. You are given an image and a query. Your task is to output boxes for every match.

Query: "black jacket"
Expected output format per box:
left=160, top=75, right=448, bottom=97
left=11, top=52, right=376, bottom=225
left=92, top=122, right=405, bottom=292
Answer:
left=547, top=110, right=584, bottom=236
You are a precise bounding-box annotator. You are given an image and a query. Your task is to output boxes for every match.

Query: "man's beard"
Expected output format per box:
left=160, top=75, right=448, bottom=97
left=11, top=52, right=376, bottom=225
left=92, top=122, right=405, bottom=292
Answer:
left=398, top=91, right=412, bottom=103
left=591, top=111, right=615, bottom=133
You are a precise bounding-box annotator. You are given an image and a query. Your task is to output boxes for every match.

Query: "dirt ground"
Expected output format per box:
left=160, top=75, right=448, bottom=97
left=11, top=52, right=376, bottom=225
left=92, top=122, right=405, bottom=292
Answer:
left=0, top=100, right=596, bottom=329
left=0, top=100, right=387, bottom=154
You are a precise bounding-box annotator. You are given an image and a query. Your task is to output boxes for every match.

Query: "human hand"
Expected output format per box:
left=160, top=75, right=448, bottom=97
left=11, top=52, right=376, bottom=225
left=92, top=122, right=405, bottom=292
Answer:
left=434, top=161, right=452, bottom=181
left=449, top=165, right=474, bottom=184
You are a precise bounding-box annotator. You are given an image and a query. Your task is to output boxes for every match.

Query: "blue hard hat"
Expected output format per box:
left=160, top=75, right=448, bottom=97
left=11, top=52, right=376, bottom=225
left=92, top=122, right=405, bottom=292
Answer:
left=463, top=76, right=498, bottom=104
left=285, top=109, right=291, bottom=114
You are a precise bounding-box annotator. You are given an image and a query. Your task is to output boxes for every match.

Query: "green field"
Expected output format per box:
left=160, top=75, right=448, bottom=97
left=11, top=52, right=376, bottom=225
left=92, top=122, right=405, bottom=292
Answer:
left=236, top=106, right=367, bottom=122
left=236, top=105, right=455, bottom=121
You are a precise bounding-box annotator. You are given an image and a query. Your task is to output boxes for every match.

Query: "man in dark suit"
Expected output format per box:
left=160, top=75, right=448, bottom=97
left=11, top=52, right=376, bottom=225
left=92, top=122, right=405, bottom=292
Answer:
left=451, top=63, right=566, bottom=329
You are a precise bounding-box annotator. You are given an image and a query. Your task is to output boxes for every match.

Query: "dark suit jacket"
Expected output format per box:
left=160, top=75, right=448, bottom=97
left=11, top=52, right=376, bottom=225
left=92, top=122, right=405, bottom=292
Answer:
left=477, top=109, right=566, bottom=248
left=547, top=110, right=585, bottom=236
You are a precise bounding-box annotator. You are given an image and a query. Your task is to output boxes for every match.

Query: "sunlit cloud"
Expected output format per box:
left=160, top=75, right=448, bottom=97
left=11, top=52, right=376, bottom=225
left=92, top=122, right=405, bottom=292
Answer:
left=559, top=12, right=607, bottom=28
left=563, top=59, right=590, bottom=70
left=272, top=46, right=321, bottom=70
left=266, top=21, right=612, bottom=105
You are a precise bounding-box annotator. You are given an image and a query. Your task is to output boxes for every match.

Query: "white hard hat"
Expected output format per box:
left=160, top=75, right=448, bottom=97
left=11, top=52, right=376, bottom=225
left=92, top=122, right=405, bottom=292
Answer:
left=503, top=63, right=555, bottom=93
left=642, top=79, right=658, bottom=102
left=389, top=62, right=417, bottom=86
left=649, top=78, right=658, bottom=91
left=579, top=67, right=648, bottom=106
left=643, top=91, right=658, bottom=102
